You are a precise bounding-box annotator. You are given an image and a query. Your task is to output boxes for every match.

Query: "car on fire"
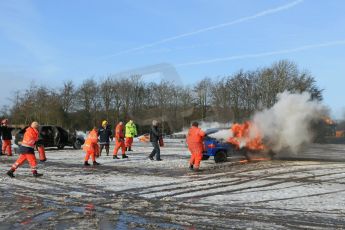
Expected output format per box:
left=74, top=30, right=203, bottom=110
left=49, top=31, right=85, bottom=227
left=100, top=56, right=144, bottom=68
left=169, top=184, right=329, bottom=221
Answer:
left=202, top=128, right=275, bottom=163
left=15, top=125, right=85, bottom=150
left=202, top=128, right=234, bottom=163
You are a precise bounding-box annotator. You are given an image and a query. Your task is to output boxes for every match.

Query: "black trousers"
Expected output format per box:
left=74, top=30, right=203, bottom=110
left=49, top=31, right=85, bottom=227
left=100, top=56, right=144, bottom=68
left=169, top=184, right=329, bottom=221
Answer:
left=99, top=143, right=110, bottom=155
left=149, top=141, right=160, bottom=160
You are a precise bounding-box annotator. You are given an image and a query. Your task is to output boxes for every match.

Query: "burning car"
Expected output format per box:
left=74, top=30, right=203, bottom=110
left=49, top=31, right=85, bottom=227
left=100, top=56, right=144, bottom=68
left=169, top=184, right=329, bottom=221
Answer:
left=203, top=128, right=240, bottom=163
left=203, top=127, right=275, bottom=163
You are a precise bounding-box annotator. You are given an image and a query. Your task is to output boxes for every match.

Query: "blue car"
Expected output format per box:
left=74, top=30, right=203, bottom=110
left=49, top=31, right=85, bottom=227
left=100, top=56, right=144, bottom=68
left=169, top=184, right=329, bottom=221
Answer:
left=202, top=128, right=236, bottom=163
left=202, top=128, right=275, bottom=163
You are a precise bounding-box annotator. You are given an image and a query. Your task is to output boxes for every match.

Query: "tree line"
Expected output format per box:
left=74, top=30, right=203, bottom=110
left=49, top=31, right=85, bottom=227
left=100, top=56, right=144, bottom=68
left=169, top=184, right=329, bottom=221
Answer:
left=1, top=60, right=323, bottom=134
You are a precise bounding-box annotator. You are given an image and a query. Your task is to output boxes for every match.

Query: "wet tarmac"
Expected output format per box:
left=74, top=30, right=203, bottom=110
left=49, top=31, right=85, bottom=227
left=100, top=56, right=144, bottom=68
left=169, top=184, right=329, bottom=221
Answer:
left=1, top=142, right=345, bottom=229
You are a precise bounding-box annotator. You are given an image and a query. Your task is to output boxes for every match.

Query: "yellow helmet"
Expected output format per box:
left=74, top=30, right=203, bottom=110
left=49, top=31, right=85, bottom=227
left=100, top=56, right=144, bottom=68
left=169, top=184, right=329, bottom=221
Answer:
left=102, top=120, right=108, bottom=126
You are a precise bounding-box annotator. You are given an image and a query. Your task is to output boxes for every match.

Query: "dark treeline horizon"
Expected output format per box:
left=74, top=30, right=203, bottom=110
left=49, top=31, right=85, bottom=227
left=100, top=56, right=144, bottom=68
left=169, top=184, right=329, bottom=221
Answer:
left=0, top=60, right=323, bottom=134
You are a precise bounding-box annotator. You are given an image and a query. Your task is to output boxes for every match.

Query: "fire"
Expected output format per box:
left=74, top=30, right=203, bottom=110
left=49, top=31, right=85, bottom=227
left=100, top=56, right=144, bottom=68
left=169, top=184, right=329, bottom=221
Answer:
left=138, top=134, right=150, bottom=142
left=228, top=121, right=266, bottom=151
left=238, top=157, right=270, bottom=164
left=323, top=116, right=335, bottom=125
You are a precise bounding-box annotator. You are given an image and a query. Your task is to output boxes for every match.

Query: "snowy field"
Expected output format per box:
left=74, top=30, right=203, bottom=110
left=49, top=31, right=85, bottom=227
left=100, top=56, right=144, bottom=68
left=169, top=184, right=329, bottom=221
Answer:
left=1, top=140, right=345, bottom=229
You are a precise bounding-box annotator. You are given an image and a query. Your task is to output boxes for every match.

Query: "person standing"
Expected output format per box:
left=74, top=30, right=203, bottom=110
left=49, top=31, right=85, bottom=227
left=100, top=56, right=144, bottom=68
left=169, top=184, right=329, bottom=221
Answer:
left=113, top=121, right=128, bottom=159
left=149, top=120, right=162, bottom=161
left=98, top=120, right=112, bottom=156
left=6, top=121, right=43, bottom=177
left=1, top=119, right=13, bottom=156
left=83, top=127, right=100, bottom=166
left=125, top=120, right=137, bottom=151
left=186, top=122, right=205, bottom=171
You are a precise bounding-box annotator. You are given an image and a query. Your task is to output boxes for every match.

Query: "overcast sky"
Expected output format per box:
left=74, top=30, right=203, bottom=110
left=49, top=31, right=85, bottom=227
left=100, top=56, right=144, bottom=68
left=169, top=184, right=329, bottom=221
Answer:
left=0, top=0, right=344, bottom=118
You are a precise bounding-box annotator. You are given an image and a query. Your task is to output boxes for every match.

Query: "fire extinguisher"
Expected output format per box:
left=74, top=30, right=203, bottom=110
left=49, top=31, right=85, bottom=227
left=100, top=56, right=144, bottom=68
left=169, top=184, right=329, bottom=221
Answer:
left=159, top=137, right=164, bottom=147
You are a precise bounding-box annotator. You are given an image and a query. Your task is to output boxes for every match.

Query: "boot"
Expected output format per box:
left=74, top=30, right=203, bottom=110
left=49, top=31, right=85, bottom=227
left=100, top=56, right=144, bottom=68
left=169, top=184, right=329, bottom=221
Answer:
left=84, top=161, right=90, bottom=166
left=149, top=156, right=154, bottom=161
left=128, top=147, right=132, bottom=151
left=122, top=154, right=128, bottom=159
left=7, top=169, right=15, bottom=178
left=189, top=165, right=194, bottom=170
left=113, top=155, right=119, bottom=159
left=93, top=161, right=100, bottom=166
left=32, top=170, right=43, bottom=177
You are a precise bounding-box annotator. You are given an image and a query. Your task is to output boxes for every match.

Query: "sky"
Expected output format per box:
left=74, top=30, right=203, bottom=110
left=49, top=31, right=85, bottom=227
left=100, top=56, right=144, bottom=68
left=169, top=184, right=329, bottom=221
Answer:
left=0, top=0, right=344, bottom=118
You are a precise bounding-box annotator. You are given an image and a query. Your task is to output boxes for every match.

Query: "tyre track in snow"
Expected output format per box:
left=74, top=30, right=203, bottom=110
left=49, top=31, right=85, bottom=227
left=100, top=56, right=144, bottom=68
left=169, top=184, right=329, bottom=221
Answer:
left=137, top=166, right=345, bottom=199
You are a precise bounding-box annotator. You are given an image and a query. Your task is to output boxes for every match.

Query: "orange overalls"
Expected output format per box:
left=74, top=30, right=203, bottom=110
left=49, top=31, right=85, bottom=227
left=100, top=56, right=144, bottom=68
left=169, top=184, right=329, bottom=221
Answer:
left=83, top=129, right=99, bottom=163
left=113, top=124, right=126, bottom=156
left=37, top=145, right=47, bottom=162
left=187, top=126, right=206, bottom=169
left=11, top=127, right=39, bottom=173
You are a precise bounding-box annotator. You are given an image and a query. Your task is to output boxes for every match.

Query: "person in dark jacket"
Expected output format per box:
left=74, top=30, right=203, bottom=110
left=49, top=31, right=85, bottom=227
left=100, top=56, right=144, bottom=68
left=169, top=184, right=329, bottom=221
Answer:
left=149, top=120, right=162, bottom=161
left=1, top=119, right=13, bottom=156
left=98, top=120, right=112, bottom=156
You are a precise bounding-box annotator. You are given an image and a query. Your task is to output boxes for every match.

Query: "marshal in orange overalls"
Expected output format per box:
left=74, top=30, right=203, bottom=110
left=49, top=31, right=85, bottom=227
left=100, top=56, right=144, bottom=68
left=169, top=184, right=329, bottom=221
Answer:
left=7, top=122, right=43, bottom=177
left=187, top=125, right=206, bottom=170
left=83, top=128, right=100, bottom=166
left=113, top=122, right=128, bottom=159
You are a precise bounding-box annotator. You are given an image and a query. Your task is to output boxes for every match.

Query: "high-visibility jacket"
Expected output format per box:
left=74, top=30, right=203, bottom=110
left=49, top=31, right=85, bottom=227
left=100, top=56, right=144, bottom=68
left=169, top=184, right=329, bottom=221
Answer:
left=21, top=127, right=39, bottom=148
left=187, top=126, right=205, bottom=144
left=83, top=129, right=98, bottom=152
left=115, top=124, right=125, bottom=141
left=125, top=121, right=137, bottom=138
left=187, top=126, right=206, bottom=153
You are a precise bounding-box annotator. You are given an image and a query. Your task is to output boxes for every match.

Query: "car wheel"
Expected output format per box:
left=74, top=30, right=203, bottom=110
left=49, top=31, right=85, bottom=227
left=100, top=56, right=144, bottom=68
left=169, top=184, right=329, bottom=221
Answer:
left=73, top=140, right=82, bottom=150
left=214, top=150, right=227, bottom=163
left=202, top=155, right=210, bottom=160
left=268, top=150, right=276, bottom=160
left=57, top=144, right=65, bottom=150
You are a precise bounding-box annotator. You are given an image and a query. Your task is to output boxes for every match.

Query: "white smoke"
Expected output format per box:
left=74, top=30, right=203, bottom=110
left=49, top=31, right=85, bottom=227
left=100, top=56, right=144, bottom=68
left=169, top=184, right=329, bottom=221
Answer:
left=173, top=121, right=231, bottom=136
left=208, top=129, right=234, bottom=141
left=252, top=91, right=326, bottom=153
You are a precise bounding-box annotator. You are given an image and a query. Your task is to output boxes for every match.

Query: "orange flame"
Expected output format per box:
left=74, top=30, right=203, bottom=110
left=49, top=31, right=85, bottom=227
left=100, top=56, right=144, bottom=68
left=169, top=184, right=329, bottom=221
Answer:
left=228, top=121, right=266, bottom=151
left=323, top=116, right=335, bottom=125
left=138, top=134, right=150, bottom=142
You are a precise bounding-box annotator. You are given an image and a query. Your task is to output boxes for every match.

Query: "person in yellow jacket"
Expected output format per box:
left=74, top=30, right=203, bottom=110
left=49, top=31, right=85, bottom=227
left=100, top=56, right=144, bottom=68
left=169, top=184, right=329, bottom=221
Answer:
left=125, top=120, right=137, bottom=151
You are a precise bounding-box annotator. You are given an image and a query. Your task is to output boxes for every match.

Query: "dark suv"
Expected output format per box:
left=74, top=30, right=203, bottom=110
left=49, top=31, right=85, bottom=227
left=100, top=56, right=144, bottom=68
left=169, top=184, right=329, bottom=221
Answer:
left=15, top=125, right=85, bottom=150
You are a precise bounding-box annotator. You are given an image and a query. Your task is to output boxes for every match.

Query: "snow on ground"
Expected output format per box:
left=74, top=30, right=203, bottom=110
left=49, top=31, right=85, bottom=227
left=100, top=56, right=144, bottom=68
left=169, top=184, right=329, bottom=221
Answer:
left=1, top=140, right=345, bottom=229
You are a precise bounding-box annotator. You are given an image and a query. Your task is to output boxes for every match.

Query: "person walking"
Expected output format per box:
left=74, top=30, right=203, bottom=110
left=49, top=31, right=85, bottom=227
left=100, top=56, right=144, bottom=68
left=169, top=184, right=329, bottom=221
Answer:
left=148, top=120, right=162, bottom=161
left=6, top=121, right=43, bottom=177
left=125, top=120, right=137, bottom=151
left=186, top=122, right=206, bottom=171
left=113, top=121, right=128, bottom=159
left=98, top=120, right=112, bottom=156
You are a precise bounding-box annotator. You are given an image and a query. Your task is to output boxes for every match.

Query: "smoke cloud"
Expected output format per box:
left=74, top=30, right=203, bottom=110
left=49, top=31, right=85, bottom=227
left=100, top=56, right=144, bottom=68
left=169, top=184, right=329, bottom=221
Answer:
left=174, top=121, right=231, bottom=136
left=252, top=91, right=326, bottom=153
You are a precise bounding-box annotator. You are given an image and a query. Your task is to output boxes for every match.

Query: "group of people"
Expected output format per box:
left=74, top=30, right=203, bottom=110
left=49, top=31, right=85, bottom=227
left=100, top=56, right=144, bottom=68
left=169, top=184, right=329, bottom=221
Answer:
left=83, top=119, right=163, bottom=166
left=83, top=119, right=206, bottom=170
left=4, top=118, right=207, bottom=178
